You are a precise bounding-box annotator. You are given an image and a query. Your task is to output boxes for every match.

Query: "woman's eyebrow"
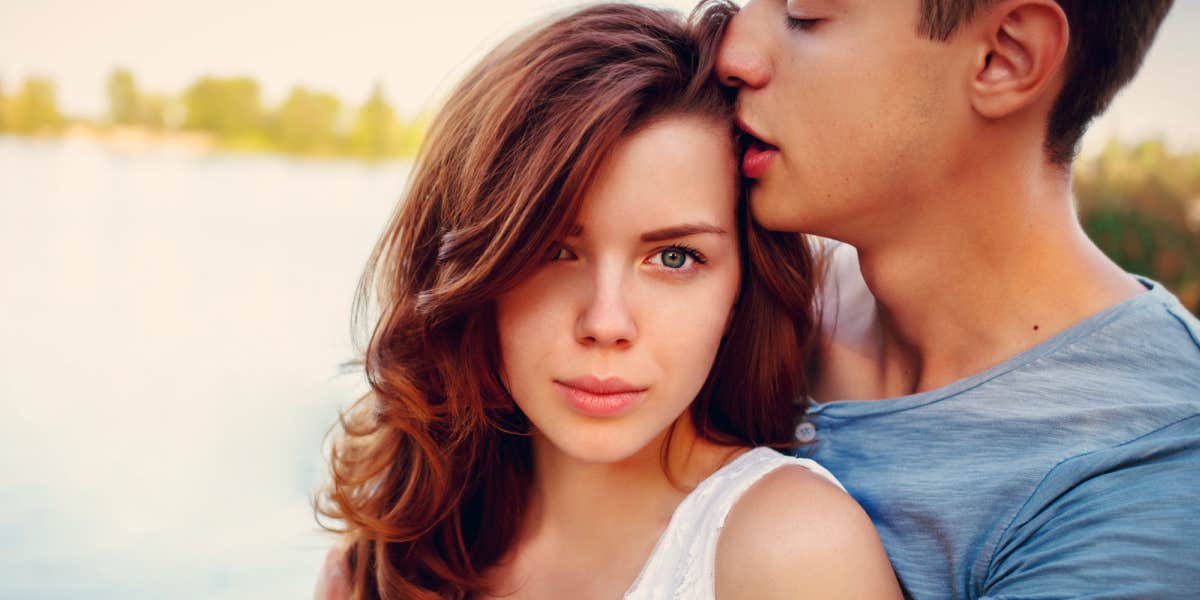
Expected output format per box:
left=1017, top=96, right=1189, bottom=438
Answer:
left=640, top=223, right=727, bottom=242
left=564, top=223, right=727, bottom=241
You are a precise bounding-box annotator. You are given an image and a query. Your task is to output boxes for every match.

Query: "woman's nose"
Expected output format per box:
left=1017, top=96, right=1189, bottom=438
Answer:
left=575, top=270, right=637, bottom=349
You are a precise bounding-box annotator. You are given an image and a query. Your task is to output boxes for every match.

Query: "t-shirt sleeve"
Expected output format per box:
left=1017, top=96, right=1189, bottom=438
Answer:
left=980, top=414, right=1200, bottom=600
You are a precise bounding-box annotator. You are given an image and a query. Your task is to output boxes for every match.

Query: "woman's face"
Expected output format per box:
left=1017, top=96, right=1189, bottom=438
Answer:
left=496, top=116, right=741, bottom=464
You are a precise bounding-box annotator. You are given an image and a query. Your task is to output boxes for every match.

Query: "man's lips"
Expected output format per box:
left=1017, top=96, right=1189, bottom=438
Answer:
left=736, top=115, right=780, bottom=179
left=743, top=142, right=780, bottom=179
left=735, top=115, right=776, bottom=148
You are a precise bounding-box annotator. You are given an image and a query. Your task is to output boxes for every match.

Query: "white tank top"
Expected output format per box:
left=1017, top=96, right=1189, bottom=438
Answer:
left=623, top=446, right=846, bottom=599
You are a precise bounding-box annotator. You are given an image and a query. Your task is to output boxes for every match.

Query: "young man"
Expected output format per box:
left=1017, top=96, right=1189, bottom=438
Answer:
left=715, top=0, right=1199, bottom=597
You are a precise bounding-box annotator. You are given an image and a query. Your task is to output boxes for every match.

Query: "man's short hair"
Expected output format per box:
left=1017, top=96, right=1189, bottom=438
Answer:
left=918, top=0, right=1174, bottom=165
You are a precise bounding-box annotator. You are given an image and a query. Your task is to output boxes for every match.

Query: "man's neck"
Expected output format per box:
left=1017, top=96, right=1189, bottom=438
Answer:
left=830, top=162, right=1145, bottom=398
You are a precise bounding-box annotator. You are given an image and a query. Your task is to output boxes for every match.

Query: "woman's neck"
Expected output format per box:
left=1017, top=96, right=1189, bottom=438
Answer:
left=532, top=418, right=738, bottom=544
left=490, top=416, right=745, bottom=595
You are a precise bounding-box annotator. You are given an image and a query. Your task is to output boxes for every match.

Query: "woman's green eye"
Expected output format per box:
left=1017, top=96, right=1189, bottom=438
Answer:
left=661, top=249, right=688, bottom=269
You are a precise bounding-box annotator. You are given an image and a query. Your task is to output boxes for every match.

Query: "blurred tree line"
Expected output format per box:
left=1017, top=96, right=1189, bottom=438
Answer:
left=0, top=68, right=427, bottom=160
left=0, top=71, right=1196, bottom=314
left=0, top=76, right=65, bottom=134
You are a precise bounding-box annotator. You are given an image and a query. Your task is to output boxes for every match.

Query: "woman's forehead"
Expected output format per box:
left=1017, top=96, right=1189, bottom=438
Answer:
left=572, top=117, right=737, bottom=239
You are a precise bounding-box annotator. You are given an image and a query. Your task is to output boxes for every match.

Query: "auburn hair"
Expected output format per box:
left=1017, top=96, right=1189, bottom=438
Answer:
left=916, top=0, right=1174, bottom=165
left=314, top=2, right=818, bottom=598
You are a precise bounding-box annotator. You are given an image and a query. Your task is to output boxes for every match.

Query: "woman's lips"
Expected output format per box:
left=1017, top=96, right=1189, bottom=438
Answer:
left=554, top=376, right=647, bottom=417
left=743, top=140, right=780, bottom=179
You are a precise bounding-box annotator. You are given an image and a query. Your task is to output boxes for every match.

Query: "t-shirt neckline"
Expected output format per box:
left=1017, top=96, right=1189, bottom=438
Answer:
left=808, top=276, right=1169, bottom=419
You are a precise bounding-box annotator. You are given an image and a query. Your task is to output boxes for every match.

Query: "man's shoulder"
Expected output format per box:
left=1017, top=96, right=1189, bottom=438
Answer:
left=1025, top=279, right=1200, bottom=412
left=1103, top=277, right=1200, bottom=352
left=983, top=413, right=1200, bottom=597
left=956, top=275, right=1200, bottom=401
left=1138, top=278, right=1200, bottom=356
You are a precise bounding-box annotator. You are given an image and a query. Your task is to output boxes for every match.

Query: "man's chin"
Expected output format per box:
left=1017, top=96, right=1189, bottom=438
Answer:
left=748, top=184, right=815, bottom=233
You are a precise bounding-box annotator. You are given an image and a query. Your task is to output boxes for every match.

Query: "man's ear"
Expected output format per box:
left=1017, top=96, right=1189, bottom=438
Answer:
left=968, top=0, right=1069, bottom=120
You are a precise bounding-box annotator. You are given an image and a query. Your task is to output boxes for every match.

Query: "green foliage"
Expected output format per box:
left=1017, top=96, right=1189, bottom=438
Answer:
left=166, top=76, right=426, bottom=159
left=183, top=76, right=266, bottom=142
left=8, top=76, right=64, bottom=134
left=139, top=93, right=170, bottom=130
left=270, top=87, right=342, bottom=155
left=4, top=70, right=433, bottom=159
left=1074, top=140, right=1200, bottom=315
left=104, top=68, right=169, bottom=129
left=107, top=68, right=140, bottom=125
left=348, top=83, right=400, bottom=159
left=397, top=111, right=432, bottom=158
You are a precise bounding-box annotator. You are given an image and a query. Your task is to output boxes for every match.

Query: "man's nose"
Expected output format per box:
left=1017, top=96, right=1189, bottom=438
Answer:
left=716, top=6, right=771, bottom=89
left=575, top=269, right=637, bottom=349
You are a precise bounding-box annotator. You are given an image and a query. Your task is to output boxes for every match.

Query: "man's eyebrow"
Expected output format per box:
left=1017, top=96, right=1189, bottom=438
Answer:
left=639, top=223, right=727, bottom=243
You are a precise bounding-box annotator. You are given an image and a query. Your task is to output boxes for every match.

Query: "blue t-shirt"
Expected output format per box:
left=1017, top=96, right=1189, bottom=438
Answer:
left=797, top=278, right=1200, bottom=599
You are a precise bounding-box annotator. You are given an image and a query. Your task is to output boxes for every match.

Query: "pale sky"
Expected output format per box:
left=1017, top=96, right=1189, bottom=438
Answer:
left=2, top=0, right=1197, bottom=156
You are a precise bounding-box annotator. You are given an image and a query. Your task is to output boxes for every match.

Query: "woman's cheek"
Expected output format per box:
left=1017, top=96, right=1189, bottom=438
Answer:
left=652, top=276, right=737, bottom=377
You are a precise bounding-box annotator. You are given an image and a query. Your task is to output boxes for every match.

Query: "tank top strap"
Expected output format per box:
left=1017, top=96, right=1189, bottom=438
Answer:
left=624, top=447, right=845, bottom=599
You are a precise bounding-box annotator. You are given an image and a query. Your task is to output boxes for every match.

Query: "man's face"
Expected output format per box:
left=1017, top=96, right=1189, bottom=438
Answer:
left=717, top=0, right=968, bottom=240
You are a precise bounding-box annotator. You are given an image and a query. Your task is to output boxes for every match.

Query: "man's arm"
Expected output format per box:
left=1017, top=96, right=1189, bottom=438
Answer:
left=981, top=414, right=1200, bottom=599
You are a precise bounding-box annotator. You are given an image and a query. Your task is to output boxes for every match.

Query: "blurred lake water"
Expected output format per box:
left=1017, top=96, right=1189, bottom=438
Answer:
left=0, top=135, right=407, bottom=599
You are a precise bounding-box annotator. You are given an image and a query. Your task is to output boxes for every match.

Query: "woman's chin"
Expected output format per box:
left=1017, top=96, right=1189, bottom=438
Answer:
left=539, top=426, right=659, bottom=466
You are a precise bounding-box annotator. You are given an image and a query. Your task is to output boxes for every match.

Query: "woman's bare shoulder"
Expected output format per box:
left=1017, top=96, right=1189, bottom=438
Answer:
left=714, top=464, right=901, bottom=599
left=314, top=545, right=352, bottom=600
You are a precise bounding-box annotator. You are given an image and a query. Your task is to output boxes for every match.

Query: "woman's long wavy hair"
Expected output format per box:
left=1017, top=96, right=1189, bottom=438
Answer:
left=314, top=2, right=819, bottom=598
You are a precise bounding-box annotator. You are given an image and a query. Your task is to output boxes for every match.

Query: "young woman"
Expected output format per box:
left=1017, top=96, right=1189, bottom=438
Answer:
left=313, top=3, right=900, bottom=599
